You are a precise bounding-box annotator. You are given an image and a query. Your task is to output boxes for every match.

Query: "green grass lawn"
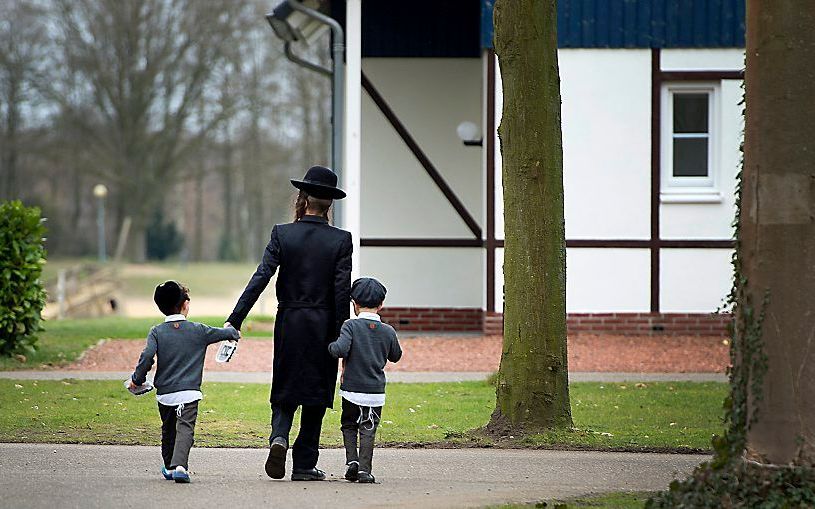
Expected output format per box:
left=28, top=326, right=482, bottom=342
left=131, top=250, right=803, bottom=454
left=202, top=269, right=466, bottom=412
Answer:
left=0, top=317, right=274, bottom=370
left=0, top=379, right=725, bottom=451
left=491, top=491, right=651, bottom=509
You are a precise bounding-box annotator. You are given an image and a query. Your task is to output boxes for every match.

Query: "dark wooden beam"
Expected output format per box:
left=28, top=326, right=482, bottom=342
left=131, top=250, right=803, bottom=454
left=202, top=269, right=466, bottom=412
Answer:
left=660, top=239, right=735, bottom=248
left=650, top=48, right=662, bottom=313
left=361, top=238, right=483, bottom=248
left=361, top=72, right=482, bottom=240
left=660, top=70, right=744, bottom=81
left=565, top=240, right=652, bottom=248
left=361, top=238, right=735, bottom=249
left=486, top=50, right=497, bottom=312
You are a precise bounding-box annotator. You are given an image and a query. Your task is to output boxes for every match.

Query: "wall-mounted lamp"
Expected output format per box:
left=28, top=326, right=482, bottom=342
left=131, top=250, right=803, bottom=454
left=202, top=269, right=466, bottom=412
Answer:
left=456, top=121, right=483, bottom=146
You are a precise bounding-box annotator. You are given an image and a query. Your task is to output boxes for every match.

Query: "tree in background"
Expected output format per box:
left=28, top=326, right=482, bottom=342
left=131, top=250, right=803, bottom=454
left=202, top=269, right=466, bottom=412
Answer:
left=489, top=0, right=572, bottom=432
left=0, top=201, right=47, bottom=357
left=43, top=0, right=256, bottom=261
left=0, top=1, right=48, bottom=202
left=0, top=0, right=330, bottom=263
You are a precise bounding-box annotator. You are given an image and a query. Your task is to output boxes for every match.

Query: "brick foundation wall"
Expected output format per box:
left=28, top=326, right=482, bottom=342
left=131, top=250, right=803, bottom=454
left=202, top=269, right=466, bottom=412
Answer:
left=566, top=312, right=731, bottom=336
left=379, top=307, right=483, bottom=332
left=380, top=307, right=732, bottom=336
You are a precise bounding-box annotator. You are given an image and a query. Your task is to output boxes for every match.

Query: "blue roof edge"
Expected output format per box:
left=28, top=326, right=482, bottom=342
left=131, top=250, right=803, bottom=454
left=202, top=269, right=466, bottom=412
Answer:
left=481, top=0, right=745, bottom=50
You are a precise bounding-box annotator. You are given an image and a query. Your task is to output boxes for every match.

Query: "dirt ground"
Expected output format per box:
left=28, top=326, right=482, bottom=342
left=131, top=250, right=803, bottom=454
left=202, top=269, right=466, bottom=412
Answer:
left=67, top=333, right=729, bottom=373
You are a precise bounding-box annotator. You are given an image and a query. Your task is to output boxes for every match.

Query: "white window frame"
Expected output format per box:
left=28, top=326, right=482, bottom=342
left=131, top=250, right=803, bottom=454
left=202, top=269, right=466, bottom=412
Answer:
left=660, top=82, right=722, bottom=203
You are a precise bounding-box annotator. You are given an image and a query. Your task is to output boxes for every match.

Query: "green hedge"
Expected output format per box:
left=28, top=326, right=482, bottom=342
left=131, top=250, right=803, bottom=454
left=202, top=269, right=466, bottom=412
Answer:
left=0, top=201, right=47, bottom=356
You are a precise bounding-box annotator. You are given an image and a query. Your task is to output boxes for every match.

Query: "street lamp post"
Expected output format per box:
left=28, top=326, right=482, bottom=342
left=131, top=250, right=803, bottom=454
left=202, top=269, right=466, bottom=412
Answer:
left=266, top=0, right=345, bottom=226
left=93, top=184, right=108, bottom=263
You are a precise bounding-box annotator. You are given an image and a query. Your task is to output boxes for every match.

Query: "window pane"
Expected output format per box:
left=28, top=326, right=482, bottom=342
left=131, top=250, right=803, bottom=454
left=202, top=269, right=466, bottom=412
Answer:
left=673, top=137, right=708, bottom=177
left=673, top=93, right=709, bottom=133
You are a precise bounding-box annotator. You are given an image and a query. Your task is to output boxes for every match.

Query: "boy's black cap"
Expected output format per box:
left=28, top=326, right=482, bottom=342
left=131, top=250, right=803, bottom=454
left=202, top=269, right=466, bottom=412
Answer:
left=154, top=280, right=189, bottom=315
left=351, top=277, right=387, bottom=308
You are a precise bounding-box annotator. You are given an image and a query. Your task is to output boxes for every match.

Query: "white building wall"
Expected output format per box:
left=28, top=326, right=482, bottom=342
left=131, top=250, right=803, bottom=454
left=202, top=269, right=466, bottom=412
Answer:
left=495, top=49, right=653, bottom=241
left=362, top=247, right=483, bottom=308
left=360, top=58, right=483, bottom=238
left=494, top=49, right=741, bottom=314
left=660, top=49, right=744, bottom=71
left=356, top=50, right=742, bottom=313
left=494, top=247, right=651, bottom=313
left=660, top=249, right=733, bottom=312
left=359, top=58, right=483, bottom=308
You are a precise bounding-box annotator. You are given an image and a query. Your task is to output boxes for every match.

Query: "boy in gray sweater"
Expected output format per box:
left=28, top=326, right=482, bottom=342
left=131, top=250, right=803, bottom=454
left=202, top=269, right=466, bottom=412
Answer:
left=129, top=280, right=239, bottom=483
left=328, top=277, right=402, bottom=483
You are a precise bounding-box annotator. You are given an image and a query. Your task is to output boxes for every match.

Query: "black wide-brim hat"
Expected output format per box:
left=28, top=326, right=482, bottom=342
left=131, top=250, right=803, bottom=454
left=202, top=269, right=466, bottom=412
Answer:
left=291, top=165, right=346, bottom=200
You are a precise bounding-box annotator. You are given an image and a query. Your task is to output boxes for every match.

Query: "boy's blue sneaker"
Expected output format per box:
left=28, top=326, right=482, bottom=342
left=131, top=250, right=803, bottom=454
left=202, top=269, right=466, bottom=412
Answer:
left=172, top=466, right=190, bottom=483
left=161, top=466, right=174, bottom=480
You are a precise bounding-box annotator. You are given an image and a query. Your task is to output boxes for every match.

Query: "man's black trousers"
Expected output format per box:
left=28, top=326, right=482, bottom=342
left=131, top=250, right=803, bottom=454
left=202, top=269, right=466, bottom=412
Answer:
left=270, top=403, right=327, bottom=470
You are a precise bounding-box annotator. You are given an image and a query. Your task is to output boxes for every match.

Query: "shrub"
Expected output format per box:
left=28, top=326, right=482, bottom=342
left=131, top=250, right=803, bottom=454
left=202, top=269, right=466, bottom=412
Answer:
left=146, top=209, right=184, bottom=261
left=0, top=201, right=47, bottom=356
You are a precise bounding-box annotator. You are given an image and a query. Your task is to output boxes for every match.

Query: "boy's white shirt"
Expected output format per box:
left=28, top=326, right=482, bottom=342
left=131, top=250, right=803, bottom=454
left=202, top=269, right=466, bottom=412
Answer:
left=155, top=314, right=203, bottom=406
left=339, top=311, right=386, bottom=407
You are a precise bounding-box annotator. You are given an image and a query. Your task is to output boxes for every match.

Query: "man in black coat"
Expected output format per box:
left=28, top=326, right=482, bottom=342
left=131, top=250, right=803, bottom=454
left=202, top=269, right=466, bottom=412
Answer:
left=226, top=166, right=351, bottom=481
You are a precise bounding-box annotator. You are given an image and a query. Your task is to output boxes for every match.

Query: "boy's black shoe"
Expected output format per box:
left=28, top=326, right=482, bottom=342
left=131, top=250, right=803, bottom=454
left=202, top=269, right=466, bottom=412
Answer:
left=357, top=471, right=375, bottom=484
left=291, top=468, right=326, bottom=481
left=345, top=461, right=359, bottom=481
left=265, top=437, right=287, bottom=479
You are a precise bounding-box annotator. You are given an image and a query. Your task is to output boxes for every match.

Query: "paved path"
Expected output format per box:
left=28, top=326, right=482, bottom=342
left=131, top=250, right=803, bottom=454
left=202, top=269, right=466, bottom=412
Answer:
left=0, top=443, right=705, bottom=509
left=0, top=370, right=727, bottom=383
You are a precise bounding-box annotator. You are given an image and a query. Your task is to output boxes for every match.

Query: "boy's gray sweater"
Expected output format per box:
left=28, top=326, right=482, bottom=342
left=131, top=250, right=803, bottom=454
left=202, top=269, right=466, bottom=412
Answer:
left=131, top=320, right=239, bottom=395
left=328, top=317, right=402, bottom=394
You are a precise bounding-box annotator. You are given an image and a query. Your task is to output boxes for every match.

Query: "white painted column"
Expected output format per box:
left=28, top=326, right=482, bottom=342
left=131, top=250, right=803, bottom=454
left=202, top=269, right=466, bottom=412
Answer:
left=344, top=0, right=362, bottom=281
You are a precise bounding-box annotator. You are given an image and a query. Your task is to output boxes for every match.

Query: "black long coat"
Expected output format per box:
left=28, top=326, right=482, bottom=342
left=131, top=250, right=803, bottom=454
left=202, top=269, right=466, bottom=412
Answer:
left=227, top=215, right=352, bottom=408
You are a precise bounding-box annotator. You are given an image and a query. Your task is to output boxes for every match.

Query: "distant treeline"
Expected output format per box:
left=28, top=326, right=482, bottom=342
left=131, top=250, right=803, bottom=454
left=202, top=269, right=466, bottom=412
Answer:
left=0, top=0, right=331, bottom=262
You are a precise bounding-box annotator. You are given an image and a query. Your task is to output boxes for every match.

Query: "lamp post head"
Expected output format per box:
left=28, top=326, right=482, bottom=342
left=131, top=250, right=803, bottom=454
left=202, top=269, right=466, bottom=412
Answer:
left=266, top=7, right=298, bottom=42
left=266, top=0, right=329, bottom=45
left=93, top=184, right=108, bottom=199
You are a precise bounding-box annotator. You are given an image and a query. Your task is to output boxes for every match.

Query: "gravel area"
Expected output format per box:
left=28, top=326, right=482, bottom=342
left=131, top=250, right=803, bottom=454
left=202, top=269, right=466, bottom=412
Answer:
left=64, top=334, right=729, bottom=373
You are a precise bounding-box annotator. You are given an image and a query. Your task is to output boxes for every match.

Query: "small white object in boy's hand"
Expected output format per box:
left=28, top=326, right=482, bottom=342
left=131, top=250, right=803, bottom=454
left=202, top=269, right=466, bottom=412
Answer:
left=215, top=340, right=238, bottom=363
left=124, top=379, right=154, bottom=396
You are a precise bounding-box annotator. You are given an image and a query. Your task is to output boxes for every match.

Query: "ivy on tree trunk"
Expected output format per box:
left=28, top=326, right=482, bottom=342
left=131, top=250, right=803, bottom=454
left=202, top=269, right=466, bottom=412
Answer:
left=490, top=0, right=573, bottom=431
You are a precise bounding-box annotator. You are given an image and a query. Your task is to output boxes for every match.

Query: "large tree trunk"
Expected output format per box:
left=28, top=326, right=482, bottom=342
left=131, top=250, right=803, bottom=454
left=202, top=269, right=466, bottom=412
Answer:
left=490, top=0, right=572, bottom=431
left=742, top=1, right=815, bottom=465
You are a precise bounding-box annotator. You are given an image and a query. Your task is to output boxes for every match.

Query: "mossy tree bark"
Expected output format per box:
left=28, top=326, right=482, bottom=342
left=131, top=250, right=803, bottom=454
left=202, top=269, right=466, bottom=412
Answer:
left=742, top=1, right=815, bottom=465
left=490, top=0, right=572, bottom=431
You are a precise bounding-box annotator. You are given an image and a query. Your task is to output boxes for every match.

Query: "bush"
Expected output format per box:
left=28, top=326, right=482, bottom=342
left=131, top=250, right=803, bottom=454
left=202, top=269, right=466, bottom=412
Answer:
left=0, top=201, right=47, bottom=356
left=146, top=209, right=184, bottom=260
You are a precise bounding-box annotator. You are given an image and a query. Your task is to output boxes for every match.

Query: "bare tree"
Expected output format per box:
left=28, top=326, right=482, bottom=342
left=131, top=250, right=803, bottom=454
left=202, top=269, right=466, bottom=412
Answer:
left=0, top=0, right=329, bottom=261
left=0, top=1, right=48, bottom=201
left=44, top=0, right=253, bottom=261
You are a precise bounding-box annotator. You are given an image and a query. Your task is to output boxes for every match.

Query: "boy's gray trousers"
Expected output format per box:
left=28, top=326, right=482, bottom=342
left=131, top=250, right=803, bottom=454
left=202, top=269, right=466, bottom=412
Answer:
left=158, top=400, right=199, bottom=469
left=340, top=397, right=382, bottom=474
